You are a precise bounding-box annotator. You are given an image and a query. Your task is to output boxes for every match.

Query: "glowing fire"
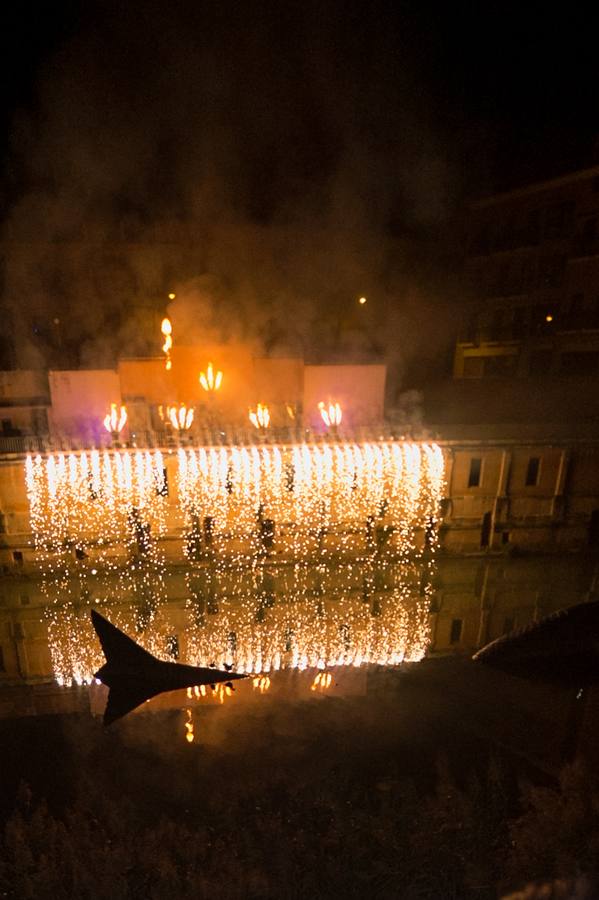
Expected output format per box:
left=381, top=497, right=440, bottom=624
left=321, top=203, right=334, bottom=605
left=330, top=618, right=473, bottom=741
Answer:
left=249, top=404, right=270, bottom=430
left=310, top=671, right=333, bottom=691
left=161, top=317, right=173, bottom=371
left=199, top=363, right=223, bottom=393
left=253, top=675, right=271, bottom=693
left=184, top=707, right=194, bottom=743
left=103, top=404, right=128, bottom=435
left=319, top=401, right=342, bottom=428
left=167, top=404, right=194, bottom=431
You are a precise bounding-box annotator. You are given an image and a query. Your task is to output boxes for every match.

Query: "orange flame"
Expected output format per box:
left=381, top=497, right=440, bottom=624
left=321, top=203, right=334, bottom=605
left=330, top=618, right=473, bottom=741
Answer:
left=199, top=363, right=223, bottom=393
left=103, top=403, right=127, bottom=435
left=167, top=404, right=194, bottom=431
left=252, top=675, right=271, bottom=693
left=318, top=402, right=342, bottom=428
left=249, top=403, right=270, bottom=430
left=161, top=318, right=173, bottom=370
left=184, top=707, right=194, bottom=743
left=310, top=671, right=333, bottom=691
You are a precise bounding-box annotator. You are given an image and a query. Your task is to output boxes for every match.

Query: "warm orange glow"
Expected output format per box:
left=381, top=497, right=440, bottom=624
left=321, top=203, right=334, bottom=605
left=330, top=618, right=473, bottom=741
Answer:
left=161, top=318, right=173, bottom=370
left=358, top=296, right=367, bottom=305
left=249, top=403, right=270, bottom=430
left=545, top=313, right=553, bottom=323
left=310, top=671, right=333, bottom=691
left=318, top=401, right=342, bottom=428
left=168, top=292, right=176, bottom=300
left=184, top=707, right=194, bottom=743
left=102, top=403, right=127, bottom=435
left=167, top=404, right=194, bottom=431
left=199, top=362, right=223, bottom=393
left=252, top=675, right=271, bottom=693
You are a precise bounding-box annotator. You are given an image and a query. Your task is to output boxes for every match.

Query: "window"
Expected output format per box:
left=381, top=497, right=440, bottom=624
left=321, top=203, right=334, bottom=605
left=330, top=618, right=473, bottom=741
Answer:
left=12, top=551, right=23, bottom=566
left=483, top=354, right=517, bottom=377
left=0, top=646, right=4, bottom=672
left=468, top=458, right=482, bottom=488
left=19, top=594, right=30, bottom=606
left=462, top=356, right=484, bottom=378
left=450, top=619, right=463, bottom=644
left=525, top=457, right=541, bottom=487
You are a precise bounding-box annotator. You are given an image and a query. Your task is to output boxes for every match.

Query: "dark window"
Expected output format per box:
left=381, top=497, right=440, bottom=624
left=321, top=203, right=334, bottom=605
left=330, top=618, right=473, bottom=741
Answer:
left=501, top=531, right=510, bottom=545
left=462, top=356, right=484, bottom=378
left=12, top=551, right=23, bottom=565
left=1, top=419, right=12, bottom=434
left=19, top=594, right=29, bottom=606
left=482, top=354, right=517, bottom=377
left=480, top=511, right=492, bottom=548
left=75, top=547, right=87, bottom=560
left=468, top=458, right=482, bottom=488
left=525, top=457, right=541, bottom=486
left=450, top=619, right=463, bottom=644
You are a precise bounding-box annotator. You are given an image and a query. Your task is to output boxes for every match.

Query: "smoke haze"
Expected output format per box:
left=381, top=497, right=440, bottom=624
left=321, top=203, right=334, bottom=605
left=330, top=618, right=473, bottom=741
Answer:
left=1, top=1, right=464, bottom=388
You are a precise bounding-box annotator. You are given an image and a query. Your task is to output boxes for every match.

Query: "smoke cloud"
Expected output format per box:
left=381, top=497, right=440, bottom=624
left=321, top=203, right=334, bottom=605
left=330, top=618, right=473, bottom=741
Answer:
left=1, top=0, right=462, bottom=395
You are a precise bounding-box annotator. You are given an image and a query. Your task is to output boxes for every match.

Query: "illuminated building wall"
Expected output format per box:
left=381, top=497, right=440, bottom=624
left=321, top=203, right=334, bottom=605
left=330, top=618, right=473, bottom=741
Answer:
left=48, top=369, right=123, bottom=439
left=303, top=365, right=386, bottom=430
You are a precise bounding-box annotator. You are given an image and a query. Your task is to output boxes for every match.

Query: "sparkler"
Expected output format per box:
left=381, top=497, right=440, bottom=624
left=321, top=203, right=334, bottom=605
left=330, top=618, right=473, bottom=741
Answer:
left=199, top=362, right=223, bottom=393
left=318, top=401, right=342, bottom=428
left=249, top=403, right=270, bottom=430
left=161, top=317, right=173, bottom=371
left=25, top=441, right=445, bottom=687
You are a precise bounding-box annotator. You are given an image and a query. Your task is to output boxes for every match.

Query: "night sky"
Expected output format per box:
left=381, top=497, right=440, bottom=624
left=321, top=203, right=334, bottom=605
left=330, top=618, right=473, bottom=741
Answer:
left=0, top=2, right=598, bottom=376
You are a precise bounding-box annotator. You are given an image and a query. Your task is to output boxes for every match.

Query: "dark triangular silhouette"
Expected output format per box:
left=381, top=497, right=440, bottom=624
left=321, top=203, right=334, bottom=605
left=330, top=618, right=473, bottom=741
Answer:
left=473, top=599, right=599, bottom=688
left=91, top=609, right=247, bottom=726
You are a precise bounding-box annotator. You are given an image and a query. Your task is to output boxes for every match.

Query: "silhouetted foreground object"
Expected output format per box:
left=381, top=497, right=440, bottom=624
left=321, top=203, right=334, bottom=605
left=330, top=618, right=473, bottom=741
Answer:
left=473, top=599, right=599, bottom=688
left=91, top=609, right=247, bottom=725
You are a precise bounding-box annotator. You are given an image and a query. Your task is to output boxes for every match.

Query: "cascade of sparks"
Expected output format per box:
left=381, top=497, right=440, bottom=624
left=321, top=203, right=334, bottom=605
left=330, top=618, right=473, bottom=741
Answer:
left=24, top=441, right=444, bottom=687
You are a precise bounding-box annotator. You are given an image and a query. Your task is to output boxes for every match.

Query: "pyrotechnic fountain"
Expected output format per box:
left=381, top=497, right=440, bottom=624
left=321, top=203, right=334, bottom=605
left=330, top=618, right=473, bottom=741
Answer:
left=318, top=401, right=343, bottom=429
left=249, top=403, right=270, bottom=431
left=24, top=440, right=444, bottom=688
left=103, top=403, right=128, bottom=442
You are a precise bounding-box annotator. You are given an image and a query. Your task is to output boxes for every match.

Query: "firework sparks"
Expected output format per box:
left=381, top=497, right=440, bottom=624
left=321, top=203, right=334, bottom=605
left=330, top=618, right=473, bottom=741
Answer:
left=24, top=441, right=445, bottom=686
